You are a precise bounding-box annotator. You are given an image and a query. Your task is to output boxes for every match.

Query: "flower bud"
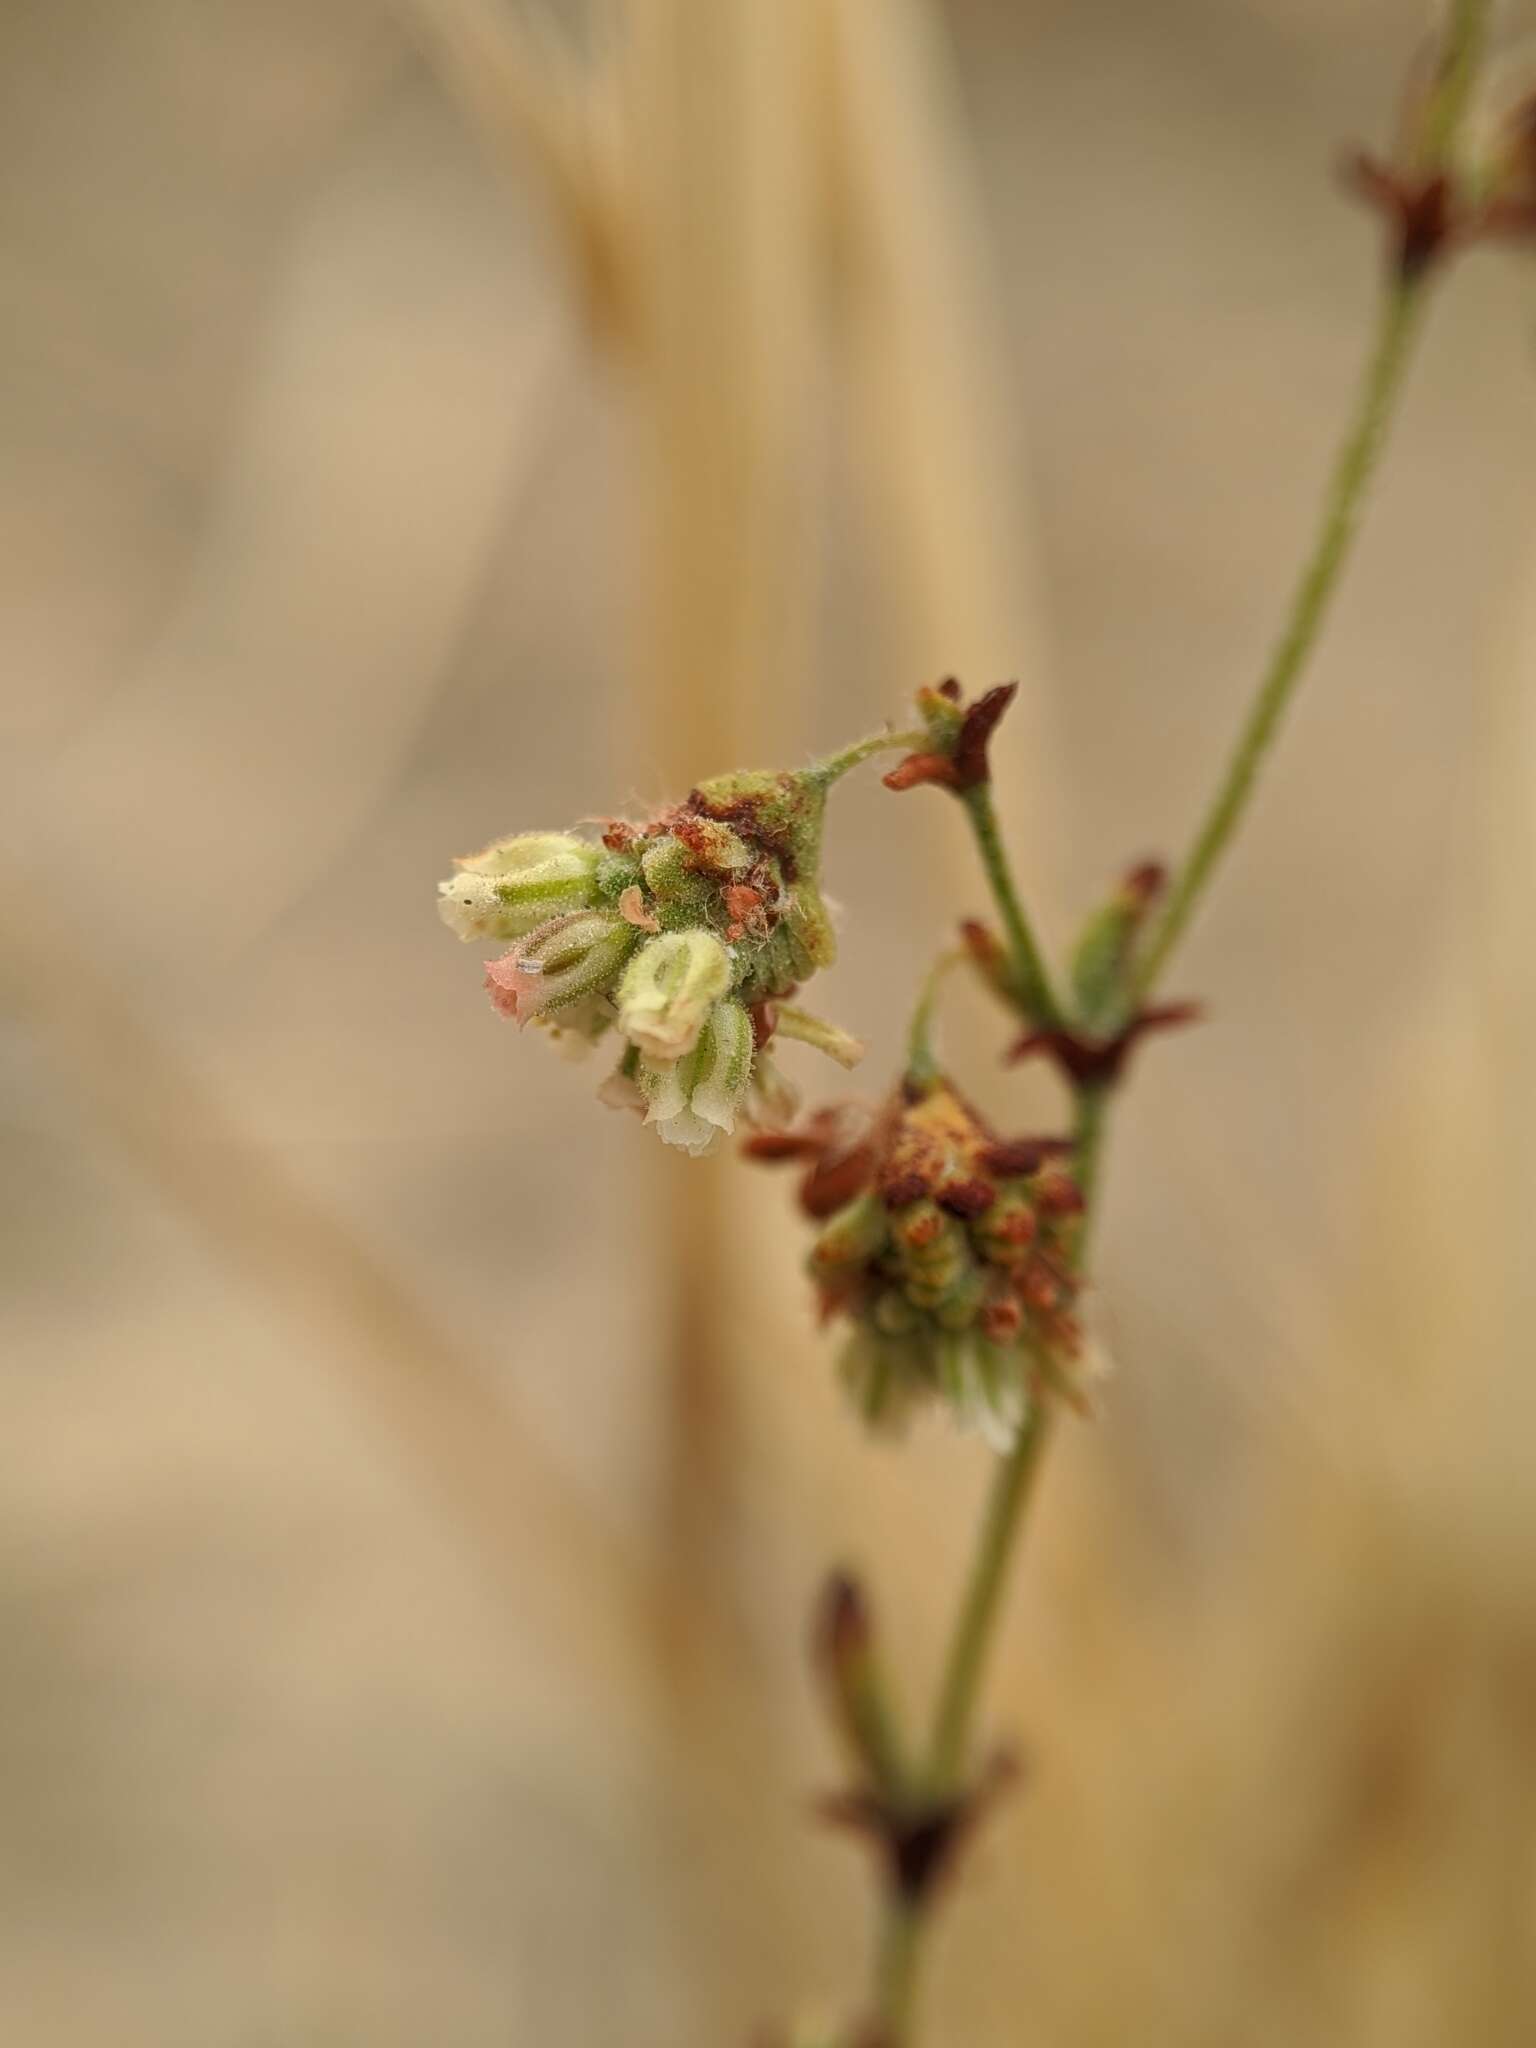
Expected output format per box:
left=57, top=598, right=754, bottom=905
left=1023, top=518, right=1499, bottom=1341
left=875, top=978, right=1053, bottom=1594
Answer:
left=639, top=998, right=755, bottom=1155
left=812, top=1572, right=908, bottom=1798
left=810, top=1191, right=890, bottom=1275
left=616, top=928, right=733, bottom=1060
left=484, top=911, right=637, bottom=1025
left=1068, top=861, right=1164, bottom=1030
left=750, top=1074, right=1085, bottom=1442
left=637, top=834, right=719, bottom=921
left=438, top=831, right=602, bottom=943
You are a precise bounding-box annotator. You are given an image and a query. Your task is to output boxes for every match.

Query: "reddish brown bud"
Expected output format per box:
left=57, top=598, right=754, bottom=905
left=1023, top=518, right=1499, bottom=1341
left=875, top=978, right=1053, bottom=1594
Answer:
left=978, top=1136, right=1072, bottom=1177
left=1033, top=1171, right=1085, bottom=1217
left=897, top=1205, right=944, bottom=1250
left=1122, top=860, right=1166, bottom=907
left=725, top=882, right=763, bottom=915
left=816, top=1570, right=872, bottom=1674
left=979, top=1292, right=1024, bottom=1343
left=937, top=1176, right=996, bottom=1219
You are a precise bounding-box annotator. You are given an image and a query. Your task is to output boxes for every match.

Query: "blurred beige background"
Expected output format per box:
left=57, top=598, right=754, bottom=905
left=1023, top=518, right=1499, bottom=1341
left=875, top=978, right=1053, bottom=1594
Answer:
left=5, top=1, right=1536, bottom=2043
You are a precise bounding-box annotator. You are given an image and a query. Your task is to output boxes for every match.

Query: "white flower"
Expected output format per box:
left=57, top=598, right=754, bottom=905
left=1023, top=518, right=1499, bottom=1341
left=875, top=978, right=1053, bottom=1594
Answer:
left=617, top=928, right=733, bottom=1060
left=638, top=998, right=754, bottom=1155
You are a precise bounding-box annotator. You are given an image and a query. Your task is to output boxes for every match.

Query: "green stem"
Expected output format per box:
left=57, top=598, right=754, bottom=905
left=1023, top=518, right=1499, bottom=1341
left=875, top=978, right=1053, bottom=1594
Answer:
left=873, top=1899, right=921, bottom=2045
left=904, top=949, right=963, bottom=1090
left=960, top=782, right=1065, bottom=1029
left=926, top=1404, right=1053, bottom=1793
left=1129, top=0, right=1494, bottom=1014
left=924, top=1080, right=1107, bottom=1790
left=1128, top=274, right=1427, bottom=1008
left=1420, top=0, right=1493, bottom=164
left=1070, top=1080, right=1112, bottom=1218
left=868, top=1082, right=1108, bottom=2039
left=867, top=13, right=1493, bottom=2029
left=811, top=727, right=926, bottom=786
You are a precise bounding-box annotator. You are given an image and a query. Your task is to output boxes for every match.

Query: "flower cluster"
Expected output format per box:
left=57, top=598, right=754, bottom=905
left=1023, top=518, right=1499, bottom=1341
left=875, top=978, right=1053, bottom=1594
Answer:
left=747, top=1077, right=1085, bottom=1446
left=437, top=764, right=863, bottom=1155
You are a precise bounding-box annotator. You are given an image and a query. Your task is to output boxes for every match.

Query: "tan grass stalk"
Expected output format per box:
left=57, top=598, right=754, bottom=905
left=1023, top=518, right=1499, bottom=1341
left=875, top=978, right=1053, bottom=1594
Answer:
left=0, top=878, right=673, bottom=1711
left=819, top=0, right=1062, bottom=893
left=395, top=0, right=628, bottom=332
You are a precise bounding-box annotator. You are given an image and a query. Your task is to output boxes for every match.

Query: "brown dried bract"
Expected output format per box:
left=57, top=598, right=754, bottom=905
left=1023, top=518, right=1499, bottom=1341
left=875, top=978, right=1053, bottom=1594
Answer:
left=817, top=1746, right=1022, bottom=1909
left=1345, top=151, right=1457, bottom=278
left=883, top=679, right=1019, bottom=796
left=952, top=681, right=1018, bottom=788
left=742, top=1104, right=882, bottom=1219
left=1009, top=1001, right=1203, bottom=1088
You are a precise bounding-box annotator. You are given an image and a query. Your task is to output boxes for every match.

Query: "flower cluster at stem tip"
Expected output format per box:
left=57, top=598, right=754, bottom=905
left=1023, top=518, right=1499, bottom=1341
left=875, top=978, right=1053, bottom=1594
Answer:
left=747, top=1079, right=1086, bottom=1449
left=437, top=759, right=865, bottom=1156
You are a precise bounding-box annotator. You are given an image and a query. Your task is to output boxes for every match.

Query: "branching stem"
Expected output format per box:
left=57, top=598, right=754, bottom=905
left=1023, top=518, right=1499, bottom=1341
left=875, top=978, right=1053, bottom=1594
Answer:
left=865, top=8, right=1494, bottom=2037
left=812, top=727, right=927, bottom=786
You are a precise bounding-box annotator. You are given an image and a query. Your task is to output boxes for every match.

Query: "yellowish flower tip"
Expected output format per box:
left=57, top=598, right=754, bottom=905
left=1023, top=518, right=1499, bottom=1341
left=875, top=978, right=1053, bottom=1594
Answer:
left=437, top=831, right=602, bottom=943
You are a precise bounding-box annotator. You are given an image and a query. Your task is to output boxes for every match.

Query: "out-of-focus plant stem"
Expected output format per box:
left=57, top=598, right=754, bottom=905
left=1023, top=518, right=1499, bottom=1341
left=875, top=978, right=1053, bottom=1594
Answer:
left=874, top=1900, right=922, bottom=2043
left=868, top=1075, right=1107, bottom=2041
left=1126, top=275, right=1427, bottom=1008
left=960, top=780, right=1065, bottom=1029
left=1128, top=0, right=1493, bottom=1011
left=870, top=15, right=1497, bottom=2007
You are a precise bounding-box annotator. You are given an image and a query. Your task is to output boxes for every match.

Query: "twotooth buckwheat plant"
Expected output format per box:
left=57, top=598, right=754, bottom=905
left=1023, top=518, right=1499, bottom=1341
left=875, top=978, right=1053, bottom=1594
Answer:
left=437, top=5, right=1527, bottom=2040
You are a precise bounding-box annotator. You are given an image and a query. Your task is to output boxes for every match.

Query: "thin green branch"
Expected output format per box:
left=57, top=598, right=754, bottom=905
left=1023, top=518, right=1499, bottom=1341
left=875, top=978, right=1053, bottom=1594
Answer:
left=904, top=949, right=964, bottom=1089
left=874, top=1899, right=921, bottom=2044
left=960, top=782, right=1065, bottom=1029
left=864, top=12, right=1494, bottom=2036
left=1420, top=0, right=1494, bottom=164
left=811, top=727, right=927, bottom=786
left=1129, top=0, right=1494, bottom=1011
left=922, top=1079, right=1108, bottom=1793
left=925, top=1404, right=1054, bottom=1794
left=871, top=1079, right=1108, bottom=2038
left=1128, top=274, right=1427, bottom=1005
